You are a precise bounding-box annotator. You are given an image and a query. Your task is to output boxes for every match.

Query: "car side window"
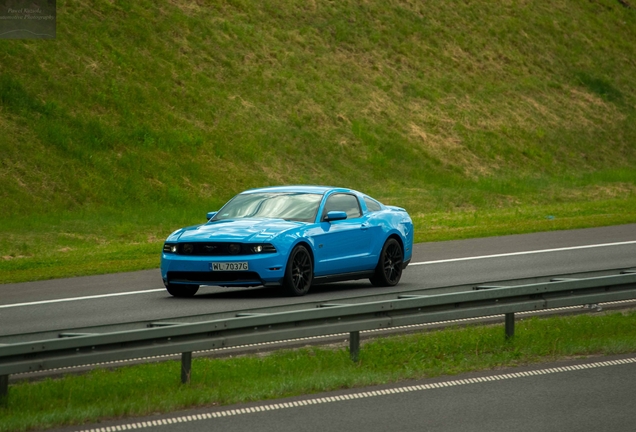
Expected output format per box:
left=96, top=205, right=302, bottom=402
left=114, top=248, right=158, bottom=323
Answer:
left=322, top=193, right=362, bottom=220
left=364, top=197, right=382, bottom=212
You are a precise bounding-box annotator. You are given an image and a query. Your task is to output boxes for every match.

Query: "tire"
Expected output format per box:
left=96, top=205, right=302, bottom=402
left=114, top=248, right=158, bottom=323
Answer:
left=165, top=283, right=199, bottom=298
left=282, top=245, right=313, bottom=296
left=370, top=238, right=403, bottom=287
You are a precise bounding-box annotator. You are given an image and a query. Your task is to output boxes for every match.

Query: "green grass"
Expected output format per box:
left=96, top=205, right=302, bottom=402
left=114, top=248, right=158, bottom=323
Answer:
left=2, top=310, right=636, bottom=431
left=1, top=0, right=636, bottom=280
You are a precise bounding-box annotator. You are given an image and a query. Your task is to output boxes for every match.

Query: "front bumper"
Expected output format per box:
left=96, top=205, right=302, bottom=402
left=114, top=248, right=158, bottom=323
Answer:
left=161, top=252, right=287, bottom=287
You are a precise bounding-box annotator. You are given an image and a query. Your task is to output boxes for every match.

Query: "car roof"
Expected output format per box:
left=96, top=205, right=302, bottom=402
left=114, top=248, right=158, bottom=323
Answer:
left=241, top=185, right=353, bottom=195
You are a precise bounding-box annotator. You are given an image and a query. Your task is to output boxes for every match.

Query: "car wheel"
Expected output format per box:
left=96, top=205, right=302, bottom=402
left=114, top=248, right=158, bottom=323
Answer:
left=165, top=283, right=199, bottom=298
left=282, top=245, right=313, bottom=296
left=370, top=238, right=403, bottom=287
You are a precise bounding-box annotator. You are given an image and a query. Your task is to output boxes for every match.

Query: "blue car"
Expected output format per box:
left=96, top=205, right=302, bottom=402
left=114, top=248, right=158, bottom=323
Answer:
left=161, top=185, right=413, bottom=297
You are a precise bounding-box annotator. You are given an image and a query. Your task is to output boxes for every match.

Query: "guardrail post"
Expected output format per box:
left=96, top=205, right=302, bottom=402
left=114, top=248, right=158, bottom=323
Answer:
left=350, top=331, right=360, bottom=362
left=0, top=374, right=8, bottom=405
left=505, top=313, right=515, bottom=340
left=181, top=352, right=192, bottom=384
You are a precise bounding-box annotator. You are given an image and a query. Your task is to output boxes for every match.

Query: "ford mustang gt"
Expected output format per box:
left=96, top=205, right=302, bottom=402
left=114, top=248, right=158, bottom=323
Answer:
left=161, top=185, right=413, bottom=297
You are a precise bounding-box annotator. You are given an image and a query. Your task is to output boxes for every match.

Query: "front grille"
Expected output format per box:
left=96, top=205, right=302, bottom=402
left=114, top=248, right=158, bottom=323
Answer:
left=168, top=271, right=263, bottom=285
left=164, top=242, right=276, bottom=256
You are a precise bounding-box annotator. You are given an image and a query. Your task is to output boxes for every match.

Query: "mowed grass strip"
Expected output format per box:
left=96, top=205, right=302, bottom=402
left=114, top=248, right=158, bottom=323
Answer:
left=1, top=310, right=636, bottom=431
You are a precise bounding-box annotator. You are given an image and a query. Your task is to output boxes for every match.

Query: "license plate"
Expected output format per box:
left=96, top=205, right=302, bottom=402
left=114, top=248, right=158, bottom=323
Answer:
left=210, top=262, right=249, bottom=271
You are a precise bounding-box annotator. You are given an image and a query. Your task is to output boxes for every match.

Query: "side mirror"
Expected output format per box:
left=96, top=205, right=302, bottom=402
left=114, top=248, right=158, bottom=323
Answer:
left=324, top=211, right=347, bottom=222
left=206, top=211, right=218, bottom=221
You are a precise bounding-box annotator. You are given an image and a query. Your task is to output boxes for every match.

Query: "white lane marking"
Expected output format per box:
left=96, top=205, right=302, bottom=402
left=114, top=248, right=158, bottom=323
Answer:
left=410, top=240, right=636, bottom=266
left=4, top=240, right=636, bottom=309
left=79, top=356, right=636, bottom=432
left=0, top=289, right=166, bottom=309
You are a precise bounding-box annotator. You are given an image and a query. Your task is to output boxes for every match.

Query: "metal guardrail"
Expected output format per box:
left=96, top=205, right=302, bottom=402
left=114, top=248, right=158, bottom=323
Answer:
left=0, top=268, right=626, bottom=345
left=1, top=270, right=636, bottom=400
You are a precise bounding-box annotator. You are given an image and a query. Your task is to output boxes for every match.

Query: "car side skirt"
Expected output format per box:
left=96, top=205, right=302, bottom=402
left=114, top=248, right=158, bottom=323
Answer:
left=312, top=270, right=376, bottom=285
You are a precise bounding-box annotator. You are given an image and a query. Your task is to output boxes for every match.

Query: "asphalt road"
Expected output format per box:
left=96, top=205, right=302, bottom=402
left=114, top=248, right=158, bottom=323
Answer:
left=2, top=224, right=636, bottom=336
left=67, top=354, right=636, bottom=432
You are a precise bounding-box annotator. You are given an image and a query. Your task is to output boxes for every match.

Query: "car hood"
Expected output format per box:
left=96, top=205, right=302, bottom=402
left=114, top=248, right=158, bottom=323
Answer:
left=168, top=218, right=304, bottom=242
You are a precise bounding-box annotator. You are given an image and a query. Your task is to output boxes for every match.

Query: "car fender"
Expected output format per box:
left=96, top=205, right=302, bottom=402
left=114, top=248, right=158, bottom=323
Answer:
left=374, top=213, right=413, bottom=263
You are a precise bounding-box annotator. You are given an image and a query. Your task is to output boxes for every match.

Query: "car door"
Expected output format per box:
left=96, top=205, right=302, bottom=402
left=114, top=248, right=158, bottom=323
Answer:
left=312, top=193, right=375, bottom=276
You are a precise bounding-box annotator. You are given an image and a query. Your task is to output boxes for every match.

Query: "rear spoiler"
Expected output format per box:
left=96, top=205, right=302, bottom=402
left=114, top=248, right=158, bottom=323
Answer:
left=386, top=205, right=407, bottom=212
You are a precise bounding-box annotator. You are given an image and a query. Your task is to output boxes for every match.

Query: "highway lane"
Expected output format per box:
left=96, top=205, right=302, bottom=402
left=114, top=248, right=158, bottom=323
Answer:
left=1, top=224, right=635, bottom=336
left=72, top=354, right=636, bottom=432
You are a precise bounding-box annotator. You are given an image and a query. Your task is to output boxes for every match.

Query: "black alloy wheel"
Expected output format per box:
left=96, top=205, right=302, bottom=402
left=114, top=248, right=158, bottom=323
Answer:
left=165, top=282, right=200, bottom=298
left=283, top=245, right=313, bottom=296
left=370, top=238, right=403, bottom=287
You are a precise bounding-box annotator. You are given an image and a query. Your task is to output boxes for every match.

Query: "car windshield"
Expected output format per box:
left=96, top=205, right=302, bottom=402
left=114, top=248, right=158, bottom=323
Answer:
left=211, top=192, right=323, bottom=223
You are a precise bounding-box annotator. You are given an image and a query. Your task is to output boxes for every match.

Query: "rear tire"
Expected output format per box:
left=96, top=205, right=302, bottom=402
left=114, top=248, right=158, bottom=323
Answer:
left=370, top=238, right=403, bottom=287
left=282, top=245, right=313, bottom=296
left=165, top=283, right=199, bottom=297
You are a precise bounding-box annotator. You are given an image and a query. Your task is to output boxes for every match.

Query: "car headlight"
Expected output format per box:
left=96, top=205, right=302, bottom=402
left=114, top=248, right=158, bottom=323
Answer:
left=182, top=243, right=194, bottom=254
left=228, top=243, right=241, bottom=254
left=163, top=243, right=178, bottom=253
left=250, top=244, right=277, bottom=254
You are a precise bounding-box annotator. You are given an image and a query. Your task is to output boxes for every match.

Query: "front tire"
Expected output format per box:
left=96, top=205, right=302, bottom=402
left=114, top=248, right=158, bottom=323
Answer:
left=165, top=283, right=199, bottom=298
left=282, top=245, right=313, bottom=296
left=370, top=238, right=403, bottom=287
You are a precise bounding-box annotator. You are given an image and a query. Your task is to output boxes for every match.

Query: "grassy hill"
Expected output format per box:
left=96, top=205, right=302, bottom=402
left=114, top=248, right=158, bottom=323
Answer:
left=1, top=0, right=635, bottom=283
